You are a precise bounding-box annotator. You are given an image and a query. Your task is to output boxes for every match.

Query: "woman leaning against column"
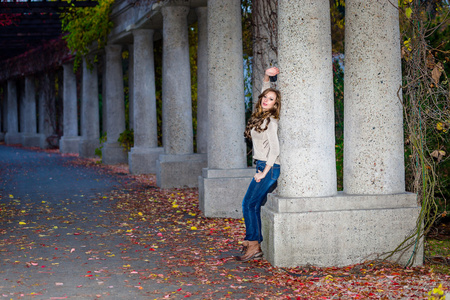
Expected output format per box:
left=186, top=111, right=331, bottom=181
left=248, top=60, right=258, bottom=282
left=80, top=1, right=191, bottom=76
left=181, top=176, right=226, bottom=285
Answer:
left=236, top=67, right=281, bottom=262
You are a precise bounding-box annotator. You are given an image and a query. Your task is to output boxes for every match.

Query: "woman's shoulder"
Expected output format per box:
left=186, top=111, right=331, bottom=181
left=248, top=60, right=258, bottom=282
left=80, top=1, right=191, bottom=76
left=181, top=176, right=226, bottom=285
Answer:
left=269, top=117, right=279, bottom=124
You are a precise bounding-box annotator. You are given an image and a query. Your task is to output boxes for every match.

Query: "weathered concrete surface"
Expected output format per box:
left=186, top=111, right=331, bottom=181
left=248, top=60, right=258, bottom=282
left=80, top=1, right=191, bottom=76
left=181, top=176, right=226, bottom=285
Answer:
left=343, top=0, right=405, bottom=194
left=276, top=0, right=336, bottom=198
left=60, top=62, right=80, bottom=154
left=198, top=0, right=252, bottom=218
left=157, top=5, right=206, bottom=188
left=22, top=76, right=40, bottom=147
left=262, top=192, right=422, bottom=267
left=102, top=45, right=127, bottom=165
left=128, top=29, right=162, bottom=174
left=156, top=153, right=207, bottom=188
left=5, top=80, right=21, bottom=145
left=129, top=147, right=164, bottom=174
left=199, top=168, right=255, bottom=218
left=79, top=58, right=100, bottom=158
left=195, top=7, right=208, bottom=155
left=38, top=73, right=56, bottom=149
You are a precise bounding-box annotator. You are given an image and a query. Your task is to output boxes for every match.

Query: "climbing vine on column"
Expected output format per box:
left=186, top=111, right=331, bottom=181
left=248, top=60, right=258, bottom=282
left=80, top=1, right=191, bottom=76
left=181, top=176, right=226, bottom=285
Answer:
left=383, top=0, right=450, bottom=266
left=60, top=0, right=115, bottom=70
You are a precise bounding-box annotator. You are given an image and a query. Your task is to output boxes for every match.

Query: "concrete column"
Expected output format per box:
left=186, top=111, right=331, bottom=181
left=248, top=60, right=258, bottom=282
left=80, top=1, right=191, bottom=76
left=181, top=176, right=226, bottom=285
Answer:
left=344, top=0, right=405, bottom=194
left=156, top=5, right=206, bottom=188
left=79, top=57, right=100, bottom=158
left=198, top=0, right=253, bottom=218
left=102, top=44, right=128, bottom=165
left=129, top=29, right=164, bottom=174
left=5, top=80, right=21, bottom=144
left=262, top=0, right=421, bottom=268
left=128, top=44, right=135, bottom=131
left=22, top=76, right=40, bottom=147
left=38, top=73, right=56, bottom=149
left=101, top=55, right=107, bottom=135
left=340, top=0, right=420, bottom=264
left=195, top=7, right=208, bottom=155
left=60, top=62, right=80, bottom=153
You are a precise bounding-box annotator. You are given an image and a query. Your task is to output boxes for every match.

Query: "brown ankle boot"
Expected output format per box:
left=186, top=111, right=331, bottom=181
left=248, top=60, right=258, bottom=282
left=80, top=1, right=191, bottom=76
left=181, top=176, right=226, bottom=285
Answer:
left=235, top=241, right=263, bottom=262
left=240, top=240, right=249, bottom=254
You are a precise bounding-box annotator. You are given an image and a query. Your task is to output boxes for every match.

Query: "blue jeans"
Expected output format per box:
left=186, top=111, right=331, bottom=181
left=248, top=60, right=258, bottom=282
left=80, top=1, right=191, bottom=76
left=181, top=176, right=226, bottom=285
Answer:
left=242, top=160, right=280, bottom=243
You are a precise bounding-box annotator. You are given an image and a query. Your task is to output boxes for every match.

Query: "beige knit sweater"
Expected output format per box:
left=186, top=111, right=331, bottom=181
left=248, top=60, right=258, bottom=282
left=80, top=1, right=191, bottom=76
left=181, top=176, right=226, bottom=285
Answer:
left=251, top=81, right=280, bottom=167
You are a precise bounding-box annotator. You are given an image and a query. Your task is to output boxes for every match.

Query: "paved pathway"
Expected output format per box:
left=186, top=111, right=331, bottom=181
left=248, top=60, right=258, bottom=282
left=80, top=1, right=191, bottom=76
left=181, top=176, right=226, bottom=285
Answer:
left=0, top=144, right=280, bottom=299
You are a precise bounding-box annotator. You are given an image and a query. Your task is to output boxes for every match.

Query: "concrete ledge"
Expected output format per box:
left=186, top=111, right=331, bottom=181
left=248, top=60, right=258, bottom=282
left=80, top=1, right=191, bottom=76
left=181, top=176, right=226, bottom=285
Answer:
left=102, top=142, right=128, bottom=165
left=262, top=193, right=422, bottom=268
left=5, top=132, right=22, bottom=145
left=267, top=191, right=418, bottom=212
left=79, top=138, right=100, bottom=158
left=199, top=167, right=255, bottom=218
left=59, top=136, right=80, bottom=154
left=22, top=133, right=41, bottom=147
left=129, top=146, right=164, bottom=174
left=156, top=153, right=207, bottom=188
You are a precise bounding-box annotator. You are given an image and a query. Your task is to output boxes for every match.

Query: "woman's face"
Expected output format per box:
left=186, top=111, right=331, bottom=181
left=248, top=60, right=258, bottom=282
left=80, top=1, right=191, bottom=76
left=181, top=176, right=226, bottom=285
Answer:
left=261, top=91, right=277, bottom=111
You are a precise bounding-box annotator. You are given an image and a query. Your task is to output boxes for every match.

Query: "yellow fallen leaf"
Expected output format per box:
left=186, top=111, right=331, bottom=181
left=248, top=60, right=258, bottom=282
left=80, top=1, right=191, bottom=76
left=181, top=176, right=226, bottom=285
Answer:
left=405, top=7, right=412, bottom=18
left=190, top=226, right=197, bottom=230
left=9, top=194, right=14, bottom=198
left=19, top=222, right=26, bottom=225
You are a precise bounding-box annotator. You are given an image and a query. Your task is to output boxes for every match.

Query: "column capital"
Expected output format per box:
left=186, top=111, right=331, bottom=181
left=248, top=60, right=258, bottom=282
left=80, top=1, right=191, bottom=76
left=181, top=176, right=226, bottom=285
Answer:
left=132, top=28, right=155, bottom=39
left=161, top=4, right=189, bottom=19
left=162, top=0, right=189, bottom=7
left=105, top=44, right=123, bottom=55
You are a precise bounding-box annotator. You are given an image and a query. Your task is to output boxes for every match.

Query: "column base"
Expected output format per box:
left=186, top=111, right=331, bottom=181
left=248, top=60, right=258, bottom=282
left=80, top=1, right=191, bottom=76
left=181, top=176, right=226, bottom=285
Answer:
left=59, top=136, right=81, bottom=154
left=198, top=168, right=255, bottom=218
left=79, top=138, right=100, bottom=158
left=0, top=132, right=4, bottom=142
left=102, top=142, right=128, bottom=165
left=5, top=132, right=21, bottom=145
left=22, top=133, right=41, bottom=148
left=156, top=153, right=207, bottom=189
left=129, top=146, right=164, bottom=174
left=262, top=192, right=422, bottom=267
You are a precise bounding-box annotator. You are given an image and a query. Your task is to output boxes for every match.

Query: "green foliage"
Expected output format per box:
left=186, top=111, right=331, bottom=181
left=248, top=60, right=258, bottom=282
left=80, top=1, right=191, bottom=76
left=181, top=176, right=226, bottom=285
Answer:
left=330, top=0, right=345, bottom=53
left=333, top=60, right=344, bottom=190
left=425, top=238, right=450, bottom=274
left=154, top=40, right=163, bottom=147
left=95, top=133, right=107, bottom=158
left=60, top=0, right=115, bottom=71
left=189, top=23, right=198, bottom=152
left=118, top=129, right=134, bottom=152
left=241, top=0, right=252, bottom=58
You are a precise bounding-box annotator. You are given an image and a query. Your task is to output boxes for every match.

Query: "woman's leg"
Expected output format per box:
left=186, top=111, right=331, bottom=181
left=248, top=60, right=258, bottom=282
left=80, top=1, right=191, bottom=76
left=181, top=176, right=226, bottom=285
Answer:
left=242, top=162, right=280, bottom=243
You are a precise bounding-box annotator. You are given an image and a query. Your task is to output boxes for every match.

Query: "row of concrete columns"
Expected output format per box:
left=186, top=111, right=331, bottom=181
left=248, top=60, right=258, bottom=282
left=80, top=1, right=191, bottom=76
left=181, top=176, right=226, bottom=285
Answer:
left=3, top=74, right=57, bottom=148
left=0, top=0, right=420, bottom=268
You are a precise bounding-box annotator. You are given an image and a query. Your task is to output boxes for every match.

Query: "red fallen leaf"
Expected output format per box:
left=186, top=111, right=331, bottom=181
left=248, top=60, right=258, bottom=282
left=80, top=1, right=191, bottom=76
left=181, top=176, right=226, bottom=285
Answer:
left=177, top=288, right=182, bottom=291
left=73, top=233, right=80, bottom=235
left=149, top=248, right=155, bottom=251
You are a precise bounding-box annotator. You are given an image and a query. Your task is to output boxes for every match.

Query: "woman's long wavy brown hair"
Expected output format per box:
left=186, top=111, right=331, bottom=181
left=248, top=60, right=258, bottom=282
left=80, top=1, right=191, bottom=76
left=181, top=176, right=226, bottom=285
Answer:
left=244, top=87, right=281, bottom=139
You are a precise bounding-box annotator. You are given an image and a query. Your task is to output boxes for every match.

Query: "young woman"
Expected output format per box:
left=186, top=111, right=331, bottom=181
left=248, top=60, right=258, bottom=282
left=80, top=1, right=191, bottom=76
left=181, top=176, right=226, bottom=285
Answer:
left=236, top=67, right=281, bottom=262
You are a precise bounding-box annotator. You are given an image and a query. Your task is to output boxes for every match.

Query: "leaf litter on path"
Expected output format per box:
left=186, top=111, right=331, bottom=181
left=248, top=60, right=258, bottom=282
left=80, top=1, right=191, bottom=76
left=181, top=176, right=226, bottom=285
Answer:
left=0, top=145, right=449, bottom=299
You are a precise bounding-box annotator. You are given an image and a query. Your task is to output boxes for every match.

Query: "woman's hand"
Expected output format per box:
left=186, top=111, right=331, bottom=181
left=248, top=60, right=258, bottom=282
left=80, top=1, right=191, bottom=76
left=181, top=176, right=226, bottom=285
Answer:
left=265, top=67, right=279, bottom=77
left=254, top=170, right=266, bottom=182
left=264, top=67, right=280, bottom=83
